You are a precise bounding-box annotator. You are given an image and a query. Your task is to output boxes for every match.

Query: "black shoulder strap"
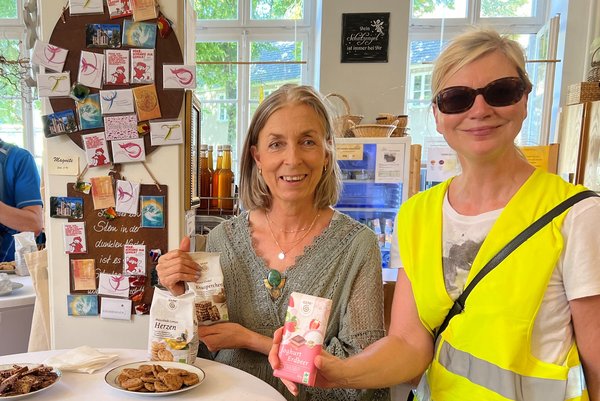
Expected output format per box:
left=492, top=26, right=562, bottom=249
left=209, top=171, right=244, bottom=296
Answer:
left=433, top=189, right=599, bottom=343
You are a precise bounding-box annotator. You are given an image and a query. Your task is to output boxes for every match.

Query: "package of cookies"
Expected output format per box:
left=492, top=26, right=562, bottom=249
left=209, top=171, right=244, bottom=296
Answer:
left=148, top=287, right=199, bottom=364
left=273, top=292, right=332, bottom=386
left=188, top=252, right=229, bottom=326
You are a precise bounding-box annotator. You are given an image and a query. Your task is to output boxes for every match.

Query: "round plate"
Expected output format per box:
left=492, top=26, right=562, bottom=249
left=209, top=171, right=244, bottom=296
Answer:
left=104, top=361, right=205, bottom=396
left=0, top=364, right=62, bottom=399
left=0, top=282, right=24, bottom=296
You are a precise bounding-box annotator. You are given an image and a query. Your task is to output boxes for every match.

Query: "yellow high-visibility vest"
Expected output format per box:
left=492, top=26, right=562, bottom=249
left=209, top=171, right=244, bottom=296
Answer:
left=399, top=169, right=589, bottom=401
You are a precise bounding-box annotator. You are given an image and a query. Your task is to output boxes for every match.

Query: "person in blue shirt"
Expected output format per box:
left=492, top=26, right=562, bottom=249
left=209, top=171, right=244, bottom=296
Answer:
left=0, top=139, right=43, bottom=262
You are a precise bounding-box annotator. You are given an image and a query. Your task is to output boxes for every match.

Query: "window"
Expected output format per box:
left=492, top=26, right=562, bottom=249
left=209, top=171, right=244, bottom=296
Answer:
left=407, top=0, right=550, bottom=148
left=0, top=0, right=42, bottom=170
left=194, top=0, right=315, bottom=171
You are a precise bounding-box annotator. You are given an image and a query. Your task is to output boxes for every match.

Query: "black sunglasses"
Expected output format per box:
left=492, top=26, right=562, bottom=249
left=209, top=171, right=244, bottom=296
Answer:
left=434, top=77, right=529, bottom=114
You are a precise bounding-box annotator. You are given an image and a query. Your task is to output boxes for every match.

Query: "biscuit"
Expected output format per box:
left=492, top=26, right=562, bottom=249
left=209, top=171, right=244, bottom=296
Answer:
left=154, top=381, right=170, bottom=392
left=122, top=378, right=144, bottom=391
left=182, top=373, right=200, bottom=386
left=157, top=349, right=174, bottom=361
left=161, top=373, right=183, bottom=391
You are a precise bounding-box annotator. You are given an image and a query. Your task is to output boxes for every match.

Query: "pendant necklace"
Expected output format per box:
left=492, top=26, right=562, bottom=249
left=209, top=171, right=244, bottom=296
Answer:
left=263, top=210, right=320, bottom=300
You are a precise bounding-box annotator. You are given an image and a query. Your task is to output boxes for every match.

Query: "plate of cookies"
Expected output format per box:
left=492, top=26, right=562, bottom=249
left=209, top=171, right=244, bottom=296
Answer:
left=104, top=361, right=205, bottom=396
left=0, top=363, right=61, bottom=399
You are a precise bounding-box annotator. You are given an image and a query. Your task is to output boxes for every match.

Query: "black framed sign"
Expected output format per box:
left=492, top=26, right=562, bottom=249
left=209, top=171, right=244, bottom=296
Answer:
left=341, top=13, right=390, bottom=63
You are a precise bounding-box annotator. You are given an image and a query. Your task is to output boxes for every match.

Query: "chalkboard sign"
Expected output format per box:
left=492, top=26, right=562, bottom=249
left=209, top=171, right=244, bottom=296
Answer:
left=67, top=183, right=168, bottom=314
left=341, top=13, right=390, bottom=63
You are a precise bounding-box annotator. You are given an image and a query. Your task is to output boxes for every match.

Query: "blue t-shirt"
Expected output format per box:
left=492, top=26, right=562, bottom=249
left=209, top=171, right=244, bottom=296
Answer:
left=0, top=141, right=43, bottom=262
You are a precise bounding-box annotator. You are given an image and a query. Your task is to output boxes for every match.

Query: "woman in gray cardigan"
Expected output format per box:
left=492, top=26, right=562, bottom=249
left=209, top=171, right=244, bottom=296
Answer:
left=157, top=84, right=389, bottom=401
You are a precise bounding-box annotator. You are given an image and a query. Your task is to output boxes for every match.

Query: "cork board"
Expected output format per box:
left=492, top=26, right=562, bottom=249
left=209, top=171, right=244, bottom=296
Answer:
left=67, top=183, right=168, bottom=313
left=48, top=8, right=184, bottom=155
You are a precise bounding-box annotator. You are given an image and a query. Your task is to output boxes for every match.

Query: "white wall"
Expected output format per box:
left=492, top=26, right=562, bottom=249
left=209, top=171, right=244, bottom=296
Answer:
left=40, top=1, right=186, bottom=349
left=319, top=0, right=410, bottom=123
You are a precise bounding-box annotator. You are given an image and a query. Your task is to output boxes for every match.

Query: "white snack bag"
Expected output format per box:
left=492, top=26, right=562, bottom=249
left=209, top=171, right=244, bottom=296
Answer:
left=148, top=287, right=199, bottom=364
left=13, top=231, right=37, bottom=276
left=189, top=252, right=229, bottom=325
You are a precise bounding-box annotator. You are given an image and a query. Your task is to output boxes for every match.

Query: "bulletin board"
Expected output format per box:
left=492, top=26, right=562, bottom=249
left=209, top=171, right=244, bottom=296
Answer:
left=47, top=7, right=184, bottom=155
left=67, top=183, right=168, bottom=313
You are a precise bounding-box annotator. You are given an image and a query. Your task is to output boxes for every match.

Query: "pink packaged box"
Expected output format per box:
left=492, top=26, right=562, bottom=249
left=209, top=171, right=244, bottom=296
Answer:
left=274, top=292, right=332, bottom=386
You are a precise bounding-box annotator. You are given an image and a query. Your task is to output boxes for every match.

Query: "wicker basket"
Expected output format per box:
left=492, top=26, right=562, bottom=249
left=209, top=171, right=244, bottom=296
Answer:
left=350, top=120, right=398, bottom=137
left=566, top=82, right=600, bottom=105
left=586, top=47, right=600, bottom=82
left=376, top=114, right=408, bottom=136
left=325, top=93, right=363, bottom=137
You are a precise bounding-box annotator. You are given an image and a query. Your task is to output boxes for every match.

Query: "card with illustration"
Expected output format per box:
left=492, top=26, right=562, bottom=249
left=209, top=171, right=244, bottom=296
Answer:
left=78, top=51, right=104, bottom=89
left=49, top=196, right=84, bottom=219
left=90, top=175, right=115, bottom=210
left=104, top=114, right=138, bottom=140
left=105, top=49, right=130, bottom=85
left=86, top=24, right=122, bottom=49
left=131, top=0, right=158, bottom=21
left=130, top=48, right=154, bottom=84
left=76, top=93, right=103, bottom=130
left=123, top=19, right=157, bottom=48
left=31, top=40, right=68, bottom=72
left=69, top=0, right=104, bottom=15
left=42, top=110, right=78, bottom=138
left=100, top=297, right=132, bottom=320
left=140, top=196, right=164, bottom=228
left=107, top=0, right=132, bottom=19
left=82, top=132, right=111, bottom=168
left=37, top=72, right=71, bottom=97
left=123, top=244, right=146, bottom=275
left=63, top=222, right=87, bottom=254
left=111, top=138, right=146, bottom=163
left=98, top=273, right=130, bottom=298
left=99, top=88, right=134, bottom=114
left=71, top=259, right=97, bottom=291
left=162, top=65, right=197, bottom=89
left=115, top=179, right=140, bottom=215
left=132, top=84, right=161, bottom=121
left=67, top=294, right=99, bottom=316
left=150, top=120, right=183, bottom=146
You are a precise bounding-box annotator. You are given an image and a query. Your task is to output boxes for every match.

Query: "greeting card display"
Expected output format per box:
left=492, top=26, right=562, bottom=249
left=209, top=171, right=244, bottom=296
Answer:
left=78, top=51, right=104, bottom=89
left=90, top=175, right=116, bottom=210
left=150, top=120, right=183, bottom=146
left=123, top=19, right=157, bottom=48
left=105, top=114, right=138, bottom=140
left=86, top=24, right=122, bottom=49
left=64, top=222, right=87, bottom=254
left=132, top=0, right=158, bottom=21
left=69, top=0, right=104, bottom=15
left=67, top=294, right=99, bottom=316
left=130, top=48, right=154, bottom=84
left=105, top=49, right=130, bottom=85
left=32, top=40, right=69, bottom=72
left=115, top=179, right=140, bottom=214
left=99, top=88, right=135, bottom=114
left=111, top=138, right=146, bottom=163
left=37, top=72, right=71, bottom=97
left=123, top=244, right=146, bottom=275
left=42, top=110, right=78, bottom=138
left=132, top=84, right=161, bottom=121
left=71, top=259, right=96, bottom=290
left=76, top=93, right=104, bottom=130
left=140, top=196, right=164, bottom=228
left=107, top=0, right=133, bottom=19
left=82, top=132, right=111, bottom=167
left=49, top=196, right=84, bottom=219
left=162, top=65, right=196, bottom=89
left=98, top=273, right=130, bottom=298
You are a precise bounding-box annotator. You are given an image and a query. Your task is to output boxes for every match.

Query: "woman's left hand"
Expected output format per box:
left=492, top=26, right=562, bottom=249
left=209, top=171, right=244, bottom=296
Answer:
left=197, top=322, right=249, bottom=352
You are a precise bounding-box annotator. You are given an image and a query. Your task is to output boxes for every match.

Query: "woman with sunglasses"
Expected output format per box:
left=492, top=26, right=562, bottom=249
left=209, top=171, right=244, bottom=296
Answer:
left=270, top=28, right=600, bottom=401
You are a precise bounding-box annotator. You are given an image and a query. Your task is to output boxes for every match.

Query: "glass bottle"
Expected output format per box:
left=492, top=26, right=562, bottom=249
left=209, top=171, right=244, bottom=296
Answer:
left=199, top=145, right=211, bottom=209
left=211, top=145, right=223, bottom=209
left=217, top=144, right=234, bottom=210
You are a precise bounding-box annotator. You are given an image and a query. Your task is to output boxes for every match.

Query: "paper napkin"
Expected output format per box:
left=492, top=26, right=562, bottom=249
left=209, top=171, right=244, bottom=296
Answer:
left=43, top=346, right=119, bottom=374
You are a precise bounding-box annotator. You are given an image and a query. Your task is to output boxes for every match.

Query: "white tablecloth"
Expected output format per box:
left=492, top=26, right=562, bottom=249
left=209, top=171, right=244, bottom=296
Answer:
left=0, top=348, right=286, bottom=400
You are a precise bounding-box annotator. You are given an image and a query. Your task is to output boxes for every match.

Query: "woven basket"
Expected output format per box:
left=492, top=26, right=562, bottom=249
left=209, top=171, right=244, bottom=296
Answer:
left=566, top=82, right=600, bottom=105
left=376, top=114, right=408, bottom=136
left=587, top=47, right=600, bottom=82
left=325, top=93, right=363, bottom=137
left=350, top=120, right=398, bottom=137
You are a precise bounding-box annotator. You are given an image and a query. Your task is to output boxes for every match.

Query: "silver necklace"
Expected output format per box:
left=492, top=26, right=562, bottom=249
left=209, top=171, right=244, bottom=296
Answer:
left=265, top=211, right=320, bottom=260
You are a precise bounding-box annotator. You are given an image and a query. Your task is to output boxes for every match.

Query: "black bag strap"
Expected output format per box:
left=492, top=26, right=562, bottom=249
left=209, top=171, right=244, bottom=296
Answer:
left=433, top=189, right=599, bottom=343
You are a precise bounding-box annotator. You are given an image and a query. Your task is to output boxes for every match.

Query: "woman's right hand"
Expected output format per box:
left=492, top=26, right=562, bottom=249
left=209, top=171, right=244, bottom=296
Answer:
left=156, top=237, right=201, bottom=296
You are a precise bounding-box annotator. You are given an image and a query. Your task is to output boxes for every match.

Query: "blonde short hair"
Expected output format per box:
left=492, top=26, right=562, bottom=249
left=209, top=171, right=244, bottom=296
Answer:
left=239, top=84, right=342, bottom=211
left=431, top=27, right=533, bottom=101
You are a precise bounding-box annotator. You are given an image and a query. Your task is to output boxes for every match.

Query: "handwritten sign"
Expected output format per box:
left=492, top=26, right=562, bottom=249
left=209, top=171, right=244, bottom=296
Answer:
left=67, top=183, right=168, bottom=312
left=48, top=155, right=80, bottom=175
left=341, top=13, right=389, bottom=63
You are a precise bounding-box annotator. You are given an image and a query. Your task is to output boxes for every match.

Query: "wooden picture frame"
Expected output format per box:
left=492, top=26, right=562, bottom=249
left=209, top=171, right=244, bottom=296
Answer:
left=184, top=90, right=201, bottom=210
left=582, top=101, right=600, bottom=191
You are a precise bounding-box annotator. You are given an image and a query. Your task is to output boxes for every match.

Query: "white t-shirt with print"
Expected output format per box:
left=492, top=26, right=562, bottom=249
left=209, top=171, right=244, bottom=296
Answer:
left=390, top=195, right=600, bottom=364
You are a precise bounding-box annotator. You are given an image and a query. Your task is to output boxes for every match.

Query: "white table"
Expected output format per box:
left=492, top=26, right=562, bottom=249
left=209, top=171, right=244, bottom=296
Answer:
left=0, top=348, right=287, bottom=400
left=0, top=275, right=35, bottom=356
